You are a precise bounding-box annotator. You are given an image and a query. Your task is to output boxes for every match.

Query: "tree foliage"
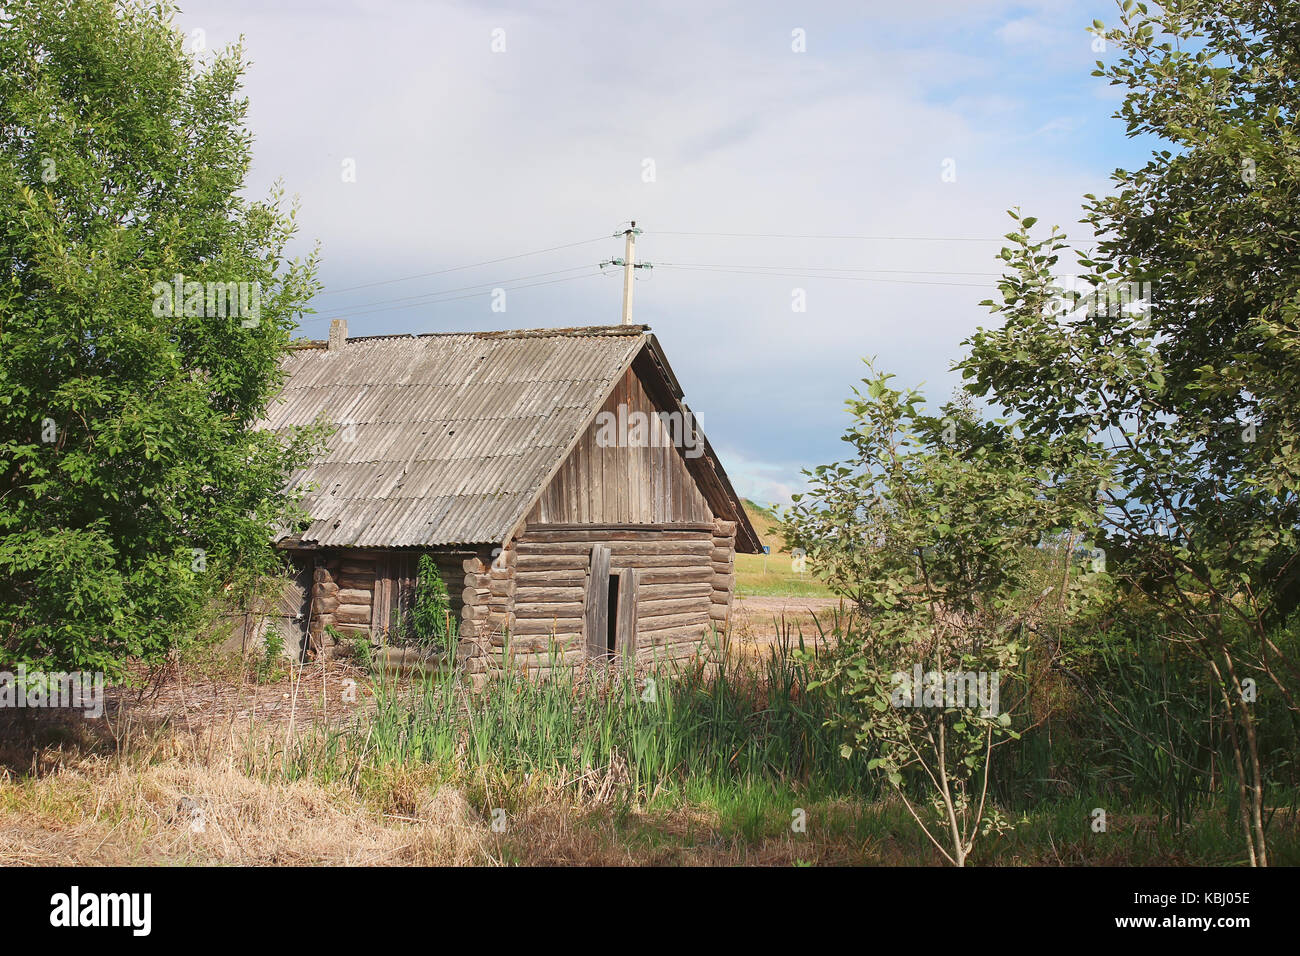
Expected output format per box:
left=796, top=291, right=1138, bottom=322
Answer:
left=961, top=0, right=1300, bottom=865
left=0, top=0, right=324, bottom=678
left=782, top=366, right=1103, bottom=865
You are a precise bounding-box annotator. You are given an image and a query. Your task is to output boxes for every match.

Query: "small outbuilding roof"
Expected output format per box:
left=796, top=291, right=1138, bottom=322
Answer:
left=264, top=324, right=760, bottom=552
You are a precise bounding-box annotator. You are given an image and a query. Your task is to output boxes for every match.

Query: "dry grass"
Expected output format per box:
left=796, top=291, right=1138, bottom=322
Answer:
left=3, top=724, right=1286, bottom=866
left=0, top=731, right=884, bottom=866
left=4, top=651, right=1288, bottom=867
left=0, top=742, right=489, bottom=866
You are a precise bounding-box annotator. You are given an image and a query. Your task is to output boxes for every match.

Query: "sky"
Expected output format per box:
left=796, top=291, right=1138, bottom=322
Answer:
left=175, top=0, right=1156, bottom=507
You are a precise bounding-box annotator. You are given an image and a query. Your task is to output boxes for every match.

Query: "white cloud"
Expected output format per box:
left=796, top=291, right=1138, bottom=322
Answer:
left=173, top=0, right=1131, bottom=495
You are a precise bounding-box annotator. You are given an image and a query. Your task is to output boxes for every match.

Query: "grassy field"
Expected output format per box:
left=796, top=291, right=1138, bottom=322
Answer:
left=4, top=504, right=1295, bottom=868
left=3, top=645, right=1297, bottom=867
left=734, top=499, right=834, bottom=599
left=5, top=744, right=1287, bottom=866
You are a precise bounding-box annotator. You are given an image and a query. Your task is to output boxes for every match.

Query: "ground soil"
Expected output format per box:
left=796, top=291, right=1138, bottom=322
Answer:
left=726, top=594, right=847, bottom=646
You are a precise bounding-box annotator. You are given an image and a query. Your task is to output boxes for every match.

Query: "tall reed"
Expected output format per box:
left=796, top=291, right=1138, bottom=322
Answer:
left=269, top=622, right=878, bottom=804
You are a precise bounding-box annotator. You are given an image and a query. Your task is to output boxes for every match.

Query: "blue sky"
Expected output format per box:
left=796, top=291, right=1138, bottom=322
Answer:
left=177, top=0, right=1157, bottom=505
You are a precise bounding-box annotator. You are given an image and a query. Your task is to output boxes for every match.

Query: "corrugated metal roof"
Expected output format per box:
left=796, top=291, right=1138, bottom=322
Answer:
left=264, top=326, right=648, bottom=548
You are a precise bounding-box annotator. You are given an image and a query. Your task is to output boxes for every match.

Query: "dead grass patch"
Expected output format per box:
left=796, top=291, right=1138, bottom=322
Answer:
left=0, top=748, right=489, bottom=866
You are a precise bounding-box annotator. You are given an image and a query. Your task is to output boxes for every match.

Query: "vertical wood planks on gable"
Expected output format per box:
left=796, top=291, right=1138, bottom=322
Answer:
left=584, top=543, right=611, bottom=658
left=523, top=368, right=712, bottom=526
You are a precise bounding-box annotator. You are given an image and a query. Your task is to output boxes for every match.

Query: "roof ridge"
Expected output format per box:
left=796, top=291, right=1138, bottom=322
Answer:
left=292, top=324, right=649, bottom=348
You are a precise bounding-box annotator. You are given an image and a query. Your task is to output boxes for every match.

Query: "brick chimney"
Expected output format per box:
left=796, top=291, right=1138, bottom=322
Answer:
left=328, top=318, right=347, bottom=351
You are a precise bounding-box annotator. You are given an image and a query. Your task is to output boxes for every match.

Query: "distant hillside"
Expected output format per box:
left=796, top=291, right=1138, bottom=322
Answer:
left=734, top=498, right=830, bottom=597
left=741, top=499, right=787, bottom=554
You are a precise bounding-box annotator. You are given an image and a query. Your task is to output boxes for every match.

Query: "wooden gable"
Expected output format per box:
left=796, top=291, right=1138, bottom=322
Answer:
left=525, top=365, right=713, bottom=525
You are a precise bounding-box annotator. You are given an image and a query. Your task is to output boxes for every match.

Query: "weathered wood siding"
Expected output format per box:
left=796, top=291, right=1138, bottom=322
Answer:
left=457, top=544, right=514, bottom=682
left=709, top=518, right=737, bottom=629
left=289, top=526, right=735, bottom=676
left=454, top=365, right=741, bottom=683
left=526, top=368, right=712, bottom=525
left=461, top=525, right=726, bottom=680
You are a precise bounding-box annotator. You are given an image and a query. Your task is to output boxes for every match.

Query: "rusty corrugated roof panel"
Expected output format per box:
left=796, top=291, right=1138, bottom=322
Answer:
left=263, top=326, right=647, bottom=547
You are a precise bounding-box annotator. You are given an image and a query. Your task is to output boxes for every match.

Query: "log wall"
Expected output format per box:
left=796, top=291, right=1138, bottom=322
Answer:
left=306, top=553, right=374, bottom=660
left=709, top=517, right=737, bottom=630
left=461, top=523, right=731, bottom=682
left=457, top=543, right=514, bottom=685
left=288, top=523, right=736, bottom=679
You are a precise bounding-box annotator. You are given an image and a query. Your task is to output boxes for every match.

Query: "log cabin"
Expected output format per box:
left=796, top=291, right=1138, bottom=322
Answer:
left=261, top=320, right=761, bottom=685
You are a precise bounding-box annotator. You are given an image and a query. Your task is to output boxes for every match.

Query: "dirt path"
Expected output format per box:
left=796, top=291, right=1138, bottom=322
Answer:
left=734, top=595, right=844, bottom=615
left=727, top=594, right=849, bottom=645
left=101, top=665, right=367, bottom=732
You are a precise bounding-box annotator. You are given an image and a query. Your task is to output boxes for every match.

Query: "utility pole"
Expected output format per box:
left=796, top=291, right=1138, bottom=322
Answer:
left=621, top=223, right=636, bottom=324
left=600, top=221, right=652, bottom=324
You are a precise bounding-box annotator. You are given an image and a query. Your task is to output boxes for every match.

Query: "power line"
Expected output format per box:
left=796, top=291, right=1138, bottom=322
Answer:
left=649, top=230, right=1013, bottom=243
left=310, top=226, right=1057, bottom=305
left=316, top=235, right=609, bottom=296
left=302, top=224, right=1043, bottom=327
left=659, top=260, right=1006, bottom=278
left=319, top=265, right=596, bottom=319
left=303, top=258, right=996, bottom=328
left=656, top=263, right=989, bottom=288
left=650, top=228, right=1097, bottom=251
left=300, top=269, right=608, bottom=324
left=303, top=261, right=990, bottom=329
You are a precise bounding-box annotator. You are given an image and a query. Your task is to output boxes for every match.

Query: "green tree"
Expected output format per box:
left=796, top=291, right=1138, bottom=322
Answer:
left=410, top=554, right=452, bottom=653
left=961, top=0, right=1300, bottom=865
left=0, top=0, right=324, bottom=679
left=782, top=365, right=1102, bottom=865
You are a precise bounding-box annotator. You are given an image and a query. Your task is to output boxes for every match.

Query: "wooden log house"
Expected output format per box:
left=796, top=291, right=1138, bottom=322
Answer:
left=261, top=322, right=760, bottom=684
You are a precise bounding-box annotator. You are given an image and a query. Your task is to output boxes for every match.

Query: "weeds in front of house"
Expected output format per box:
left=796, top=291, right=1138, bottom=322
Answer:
left=3, top=611, right=1299, bottom=865
left=268, top=624, right=875, bottom=810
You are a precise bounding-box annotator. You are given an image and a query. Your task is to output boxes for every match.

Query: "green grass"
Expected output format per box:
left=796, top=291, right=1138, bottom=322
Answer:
left=736, top=498, right=835, bottom=598
left=240, top=608, right=1300, bottom=866
left=734, top=551, right=835, bottom=598
left=273, top=632, right=873, bottom=804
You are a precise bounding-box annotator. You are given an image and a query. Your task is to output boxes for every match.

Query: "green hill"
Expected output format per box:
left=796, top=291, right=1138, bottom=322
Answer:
left=734, top=499, right=832, bottom=598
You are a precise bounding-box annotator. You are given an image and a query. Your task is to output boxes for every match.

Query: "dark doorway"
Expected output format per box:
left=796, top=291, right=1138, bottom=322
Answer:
left=606, top=571, right=620, bottom=655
